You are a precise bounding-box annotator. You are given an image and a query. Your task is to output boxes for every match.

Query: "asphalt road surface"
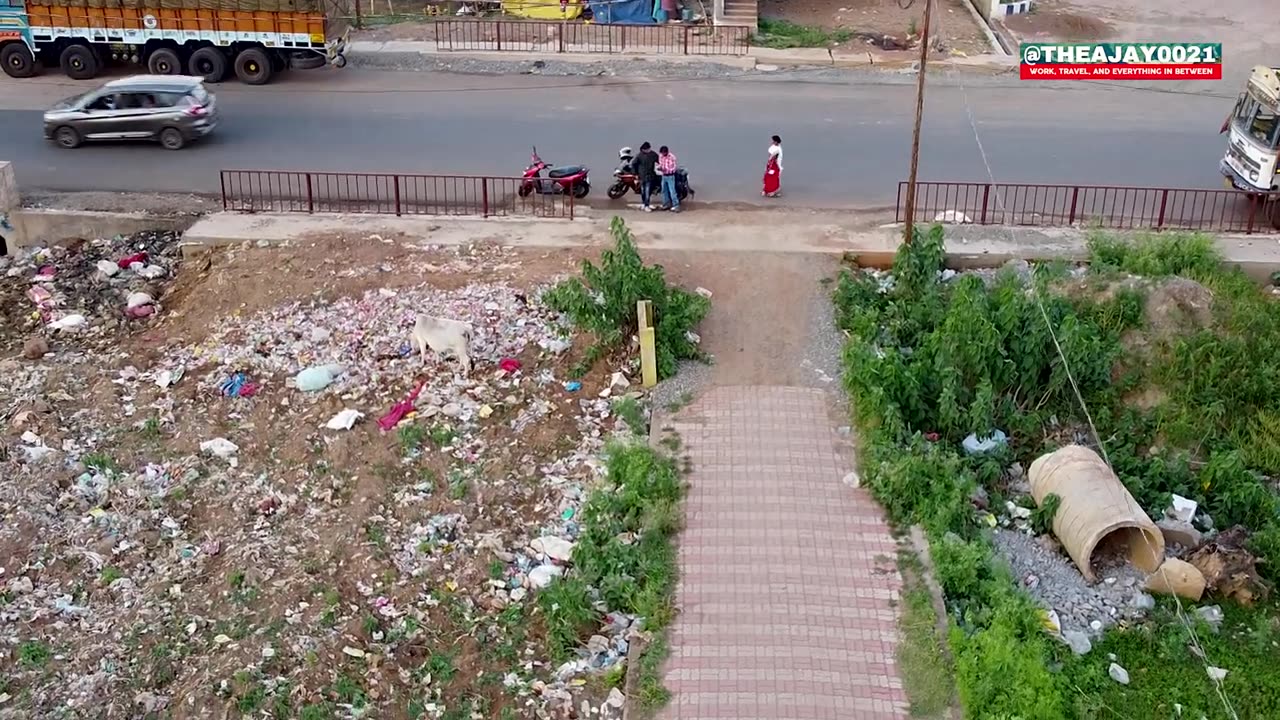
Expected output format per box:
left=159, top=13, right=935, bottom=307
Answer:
left=0, top=68, right=1233, bottom=208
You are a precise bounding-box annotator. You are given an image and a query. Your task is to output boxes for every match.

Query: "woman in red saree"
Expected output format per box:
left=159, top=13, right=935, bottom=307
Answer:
left=762, top=135, right=782, bottom=197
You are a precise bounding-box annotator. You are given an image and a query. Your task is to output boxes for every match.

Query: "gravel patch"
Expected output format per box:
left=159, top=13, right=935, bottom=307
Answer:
left=21, top=191, right=220, bottom=217
left=993, top=528, right=1153, bottom=643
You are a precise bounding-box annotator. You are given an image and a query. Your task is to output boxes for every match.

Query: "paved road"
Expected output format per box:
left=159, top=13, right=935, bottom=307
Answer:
left=0, top=68, right=1231, bottom=207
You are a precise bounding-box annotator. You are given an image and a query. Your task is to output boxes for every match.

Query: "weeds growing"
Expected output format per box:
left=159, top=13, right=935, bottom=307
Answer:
left=543, top=217, right=710, bottom=380
left=540, top=438, right=684, bottom=710
left=834, top=226, right=1280, bottom=718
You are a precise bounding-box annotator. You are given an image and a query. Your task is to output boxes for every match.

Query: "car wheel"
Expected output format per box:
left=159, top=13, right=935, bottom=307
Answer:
left=158, top=127, right=186, bottom=151
left=188, top=47, right=227, bottom=83
left=234, top=47, right=273, bottom=85
left=54, top=126, right=81, bottom=149
left=1, top=42, right=38, bottom=79
left=59, top=44, right=99, bottom=80
left=147, top=47, right=182, bottom=75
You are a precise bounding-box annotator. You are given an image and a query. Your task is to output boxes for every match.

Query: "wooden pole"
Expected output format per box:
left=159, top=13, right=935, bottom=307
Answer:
left=902, top=0, right=933, bottom=245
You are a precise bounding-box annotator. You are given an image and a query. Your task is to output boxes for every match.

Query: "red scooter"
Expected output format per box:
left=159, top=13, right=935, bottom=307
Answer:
left=518, top=147, right=591, bottom=199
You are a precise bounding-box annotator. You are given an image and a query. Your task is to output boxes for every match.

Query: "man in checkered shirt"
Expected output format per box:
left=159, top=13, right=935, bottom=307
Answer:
left=657, top=145, right=680, bottom=213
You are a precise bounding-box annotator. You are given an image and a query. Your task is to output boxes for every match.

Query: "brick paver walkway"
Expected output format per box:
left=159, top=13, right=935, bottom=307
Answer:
left=655, top=386, right=908, bottom=720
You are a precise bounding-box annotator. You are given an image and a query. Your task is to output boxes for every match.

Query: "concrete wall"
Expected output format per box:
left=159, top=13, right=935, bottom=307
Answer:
left=0, top=161, right=16, bottom=214
left=8, top=209, right=197, bottom=251
left=976, top=0, right=1032, bottom=21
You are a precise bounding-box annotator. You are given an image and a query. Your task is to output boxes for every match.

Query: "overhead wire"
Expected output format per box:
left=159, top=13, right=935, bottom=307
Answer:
left=925, top=2, right=1240, bottom=716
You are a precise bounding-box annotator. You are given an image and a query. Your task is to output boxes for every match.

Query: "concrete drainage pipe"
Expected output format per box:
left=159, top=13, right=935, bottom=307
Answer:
left=1029, top=445, right=1165, bottom=583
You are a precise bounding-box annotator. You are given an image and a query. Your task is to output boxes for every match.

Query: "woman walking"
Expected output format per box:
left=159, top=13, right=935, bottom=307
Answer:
left=762, top=134, right=782, bottom=198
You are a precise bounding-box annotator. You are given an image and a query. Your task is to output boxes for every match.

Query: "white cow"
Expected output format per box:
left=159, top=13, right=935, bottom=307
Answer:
left=411, top=314, right=474, bottom=374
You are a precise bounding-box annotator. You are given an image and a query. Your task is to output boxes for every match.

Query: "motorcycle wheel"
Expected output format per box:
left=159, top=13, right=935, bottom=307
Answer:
left=606, top=182, right=629, bottom=200
left=572, top=182, right=590, bottom=200
left=518, top=184, right=533, bottom=198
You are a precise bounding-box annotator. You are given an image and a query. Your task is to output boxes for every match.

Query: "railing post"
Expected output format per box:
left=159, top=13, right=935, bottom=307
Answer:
left=496, top=22, right=502, bottom=52
left=220, top=171, right=227, bottom=210
left=1067, top=186, right=1079, bottom=225
left=305, top=173, right=314, bottom=213
left=393, top=175, right=402, bottom=217
left=482, top=179, right=490, bottom=218
left=621, top=24, right=627, bottom=53
left=683, top=25, right=689, bottom=55
left=568, top=186, right=574, bottom=220
left=558, top=20, right=565, bottom=53
left=979, top=183, right=990, bottom=224
left=1156, top=188, right=1169, bottom=229
left=1246, top=193, right=1258, bottom=235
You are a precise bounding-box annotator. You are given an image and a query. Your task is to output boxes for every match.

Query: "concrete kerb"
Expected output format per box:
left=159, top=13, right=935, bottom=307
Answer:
left=177, top=211, right=1280, bottom=282
left=346, top=39, right=1016, bottom=73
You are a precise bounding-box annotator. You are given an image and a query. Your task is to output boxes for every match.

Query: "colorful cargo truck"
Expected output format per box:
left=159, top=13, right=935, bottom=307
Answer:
left=0, top=0, right=348, bottom=84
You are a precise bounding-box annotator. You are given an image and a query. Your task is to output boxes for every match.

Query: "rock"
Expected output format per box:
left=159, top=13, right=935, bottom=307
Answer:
left=1195, top=604, right=1224, bottom=632
left=605, top=688, right=625, bottom=708
left=1131, top=592, right=1156, bottom=611
left=1063, top=630, right=1092, bottom=656
left=1157, top=518, right=1203, bottom=549
left=1145, top=557, right=1206, bottom=601
left=531, top=535, right=575, bottom=563
left=1005, top=500, right=1031, bottom=519
left=1108, top=662, right=1130, bottom=685
left=22, top=336, right=50, bottom=360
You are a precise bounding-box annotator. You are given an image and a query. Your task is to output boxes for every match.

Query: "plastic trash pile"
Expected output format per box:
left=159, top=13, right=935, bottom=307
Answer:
left=0, top=241, right=645, bottom=719
left=0, top=230, right=180, bottom=351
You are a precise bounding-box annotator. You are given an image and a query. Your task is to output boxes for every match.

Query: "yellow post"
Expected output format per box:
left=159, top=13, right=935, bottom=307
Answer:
left=637, top=300, right=657, bottom=388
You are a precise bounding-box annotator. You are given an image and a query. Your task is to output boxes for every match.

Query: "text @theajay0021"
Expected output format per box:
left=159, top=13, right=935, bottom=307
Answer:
left=1020, top=64, right=1222, bottom=80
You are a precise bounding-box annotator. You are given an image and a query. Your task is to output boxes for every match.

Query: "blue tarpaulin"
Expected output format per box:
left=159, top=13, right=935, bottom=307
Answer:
left=587, top=0, right=656, bottom=24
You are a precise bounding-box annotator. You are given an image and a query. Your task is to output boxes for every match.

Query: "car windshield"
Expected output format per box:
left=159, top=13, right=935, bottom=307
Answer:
left=51, top=91, right=92, bottom=110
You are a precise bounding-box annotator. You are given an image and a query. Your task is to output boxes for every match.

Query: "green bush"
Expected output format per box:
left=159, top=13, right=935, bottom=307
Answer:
left=835, top=226, right=1280, bottom=718
left=543, top=216, right=710, bottom=380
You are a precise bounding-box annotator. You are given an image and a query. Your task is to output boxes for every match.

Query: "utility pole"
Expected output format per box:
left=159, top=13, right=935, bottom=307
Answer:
left=902, top=0, right=933, bottom=245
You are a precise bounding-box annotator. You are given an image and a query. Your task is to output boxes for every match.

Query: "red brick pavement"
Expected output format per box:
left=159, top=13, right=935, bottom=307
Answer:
left=654, top=386, right=908, bottom=720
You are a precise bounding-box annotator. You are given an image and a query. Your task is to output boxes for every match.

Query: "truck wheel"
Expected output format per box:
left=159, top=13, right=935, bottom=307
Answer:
left=188, top=47, right=227, bottom=83
left=234, top=48, right=273, bottom=85
left=147, top=48, right=182, bottom=75
left=59, top=44, right=99, bottom=80
left=1, top=42, right=38, bottom=78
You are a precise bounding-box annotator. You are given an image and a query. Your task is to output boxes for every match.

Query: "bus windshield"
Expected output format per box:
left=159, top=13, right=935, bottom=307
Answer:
left=1235, top=91, right=1280, bottom=148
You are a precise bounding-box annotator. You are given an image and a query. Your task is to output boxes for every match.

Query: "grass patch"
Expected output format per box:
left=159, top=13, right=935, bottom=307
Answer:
left=543, top=216, right=710, bottom=380
left=896, top=547, right=956, bottom=718
left=833, top=226, right=1280, bottom=718
left=754, top=18, right=853, bottom=49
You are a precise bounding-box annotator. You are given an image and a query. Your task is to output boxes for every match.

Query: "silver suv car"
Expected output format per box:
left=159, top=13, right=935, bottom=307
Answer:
left=43, top=75, right=218, bottom=151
